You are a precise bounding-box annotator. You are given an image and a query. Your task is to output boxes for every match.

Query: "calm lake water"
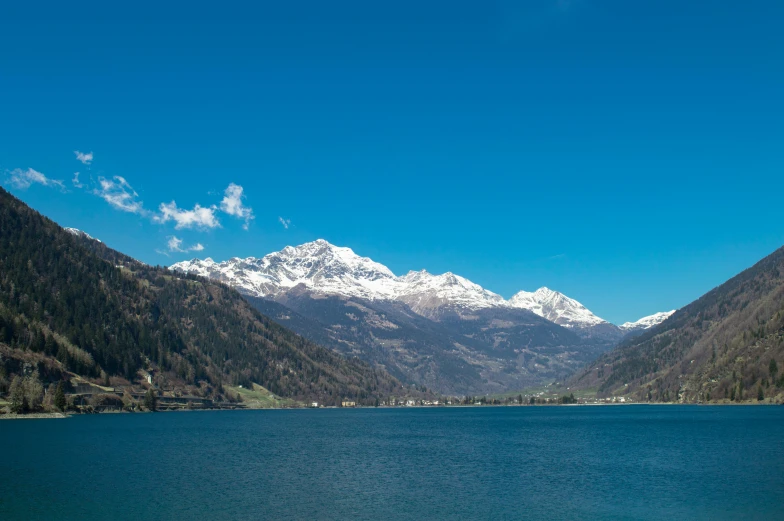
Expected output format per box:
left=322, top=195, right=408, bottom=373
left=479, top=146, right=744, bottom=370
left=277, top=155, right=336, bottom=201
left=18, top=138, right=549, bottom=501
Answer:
left=2, top=405, right=783, bottom=520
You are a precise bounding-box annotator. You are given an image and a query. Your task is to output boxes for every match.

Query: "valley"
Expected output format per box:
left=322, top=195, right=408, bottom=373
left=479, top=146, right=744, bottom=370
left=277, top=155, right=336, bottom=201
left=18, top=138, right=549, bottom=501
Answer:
left=172, top=239, right=672, bottom=394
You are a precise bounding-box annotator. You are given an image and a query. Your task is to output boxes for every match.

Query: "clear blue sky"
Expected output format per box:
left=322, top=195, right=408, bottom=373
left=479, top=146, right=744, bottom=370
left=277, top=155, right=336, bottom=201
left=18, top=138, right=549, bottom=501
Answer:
left=2, top=1, right=783, bottom=324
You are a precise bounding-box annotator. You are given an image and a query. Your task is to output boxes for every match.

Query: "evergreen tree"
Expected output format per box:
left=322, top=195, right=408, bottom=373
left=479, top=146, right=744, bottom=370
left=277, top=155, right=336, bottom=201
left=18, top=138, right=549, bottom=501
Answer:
left=757, top=385, right=764, bottom=401
left=54, top=381, right=66, bottom=411
left=770, top=359, right=778, bottom=380
left=144, top=388, right=157, bottom=411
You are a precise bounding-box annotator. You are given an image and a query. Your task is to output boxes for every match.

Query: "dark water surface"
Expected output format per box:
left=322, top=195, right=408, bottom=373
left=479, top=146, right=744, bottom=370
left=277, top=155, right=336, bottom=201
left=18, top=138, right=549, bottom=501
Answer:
left=2, top=405, right=783, bottom=520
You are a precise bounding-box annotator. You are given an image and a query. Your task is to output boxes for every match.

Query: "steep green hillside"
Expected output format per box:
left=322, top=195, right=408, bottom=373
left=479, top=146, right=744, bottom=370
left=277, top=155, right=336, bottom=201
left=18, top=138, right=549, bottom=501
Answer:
left=0, top=187, right=400, bottom=405
left=571, top=245, right=784, bottom=403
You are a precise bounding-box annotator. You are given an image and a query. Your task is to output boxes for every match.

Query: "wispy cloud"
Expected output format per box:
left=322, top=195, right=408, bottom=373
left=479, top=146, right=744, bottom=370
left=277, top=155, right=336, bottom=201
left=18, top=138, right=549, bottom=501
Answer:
left=161, top=235, right=205, bottom=254
left=155, top=201, right=220, bottom=230
left=278, top=216, right=291, bottom=229
left=7, top=168, right=65, bottom=191
left=93, top=176, right=146, bottom=214
left=72, top=172, right=83, bottom=188
left=220, top=183, right=254, bottom=229
left=74, top=150, right=93, bottom=165
left=88, top=173, right=250, bottom=234
left=548, top=253, right=567, bottom=260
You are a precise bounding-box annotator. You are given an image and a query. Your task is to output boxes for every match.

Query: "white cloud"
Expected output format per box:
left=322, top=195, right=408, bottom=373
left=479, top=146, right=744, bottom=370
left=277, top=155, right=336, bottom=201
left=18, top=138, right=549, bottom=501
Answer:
left=93, top=176, right=146, bottom=214
left=220, top=183, right=254, bottom=229
left=72, top=172, right=83, bottom=188
left=156, top=201, right=220, bottom=230
left=278, top=216, right=291, bottom=229
left=74, top=151, right=93, bottom=165
left=7, top=168, right=65, bottom=190
left=164, top=236, right=206, bottom=253
left=167, top=236, right=184, bottom=251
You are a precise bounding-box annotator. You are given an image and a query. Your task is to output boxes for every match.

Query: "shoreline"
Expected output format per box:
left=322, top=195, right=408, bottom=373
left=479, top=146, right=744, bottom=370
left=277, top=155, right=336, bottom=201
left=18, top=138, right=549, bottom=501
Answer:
left=2, top=401, right=781, bottom=419
left=0, top=412, right=69, bottom=420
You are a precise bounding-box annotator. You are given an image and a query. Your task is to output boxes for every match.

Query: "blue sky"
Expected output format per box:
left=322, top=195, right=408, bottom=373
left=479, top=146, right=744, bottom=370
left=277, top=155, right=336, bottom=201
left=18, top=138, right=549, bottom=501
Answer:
left=2, top=1, right=783, bottom=324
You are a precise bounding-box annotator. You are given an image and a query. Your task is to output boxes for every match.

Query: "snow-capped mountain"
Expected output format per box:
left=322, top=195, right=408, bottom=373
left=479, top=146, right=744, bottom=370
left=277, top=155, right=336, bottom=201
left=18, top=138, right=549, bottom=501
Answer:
left=395, top=270, right=507, bottom=318
left=65, top=227, right=100, bottom=242
left=170, top=239, right=671, bottom=334
left=171, top=239, right=507, bottom=315
left=172, top=239, right=398, bottom=301
left=508, top=287, right=608, bottom=329
left=620, top=310, right=676, bottom=332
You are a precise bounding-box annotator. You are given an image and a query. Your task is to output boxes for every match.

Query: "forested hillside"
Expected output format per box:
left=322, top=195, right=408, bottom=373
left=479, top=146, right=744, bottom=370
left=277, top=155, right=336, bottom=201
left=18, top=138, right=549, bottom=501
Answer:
left=571, top=245, right=784, bottom=403
left=0, top=187, right=401, bottom=405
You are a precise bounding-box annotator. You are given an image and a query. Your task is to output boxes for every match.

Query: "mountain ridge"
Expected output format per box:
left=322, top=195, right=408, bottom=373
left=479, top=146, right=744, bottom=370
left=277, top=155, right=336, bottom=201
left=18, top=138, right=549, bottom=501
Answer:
left=171, top=239, right=671, bottom=333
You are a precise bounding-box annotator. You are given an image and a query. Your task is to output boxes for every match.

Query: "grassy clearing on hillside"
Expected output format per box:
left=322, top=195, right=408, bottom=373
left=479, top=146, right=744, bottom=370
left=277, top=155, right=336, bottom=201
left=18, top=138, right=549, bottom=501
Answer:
left=227, top=383, right=303, bottom=409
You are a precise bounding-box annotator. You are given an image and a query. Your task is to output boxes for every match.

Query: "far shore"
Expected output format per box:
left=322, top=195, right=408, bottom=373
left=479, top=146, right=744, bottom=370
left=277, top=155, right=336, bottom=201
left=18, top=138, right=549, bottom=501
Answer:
left=2, top=400, right=781, bottom=419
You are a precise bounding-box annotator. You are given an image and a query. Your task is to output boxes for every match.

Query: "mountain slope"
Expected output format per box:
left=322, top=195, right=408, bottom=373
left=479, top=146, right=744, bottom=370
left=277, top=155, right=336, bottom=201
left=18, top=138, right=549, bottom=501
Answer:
left=0, top=187, right=402, bottom=405
left=570, top=246, right=784, bottom=403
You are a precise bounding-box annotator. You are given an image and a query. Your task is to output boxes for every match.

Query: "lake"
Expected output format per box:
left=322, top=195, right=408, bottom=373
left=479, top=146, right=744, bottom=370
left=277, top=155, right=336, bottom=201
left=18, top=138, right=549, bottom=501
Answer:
left=2, top=405, right=783, bottom=520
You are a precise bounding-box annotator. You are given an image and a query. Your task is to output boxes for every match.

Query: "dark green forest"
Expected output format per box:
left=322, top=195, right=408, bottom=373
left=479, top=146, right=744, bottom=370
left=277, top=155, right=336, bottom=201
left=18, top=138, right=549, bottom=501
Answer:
left=0, top=186, right=401, bottom=405
left=572, top=243, right=784, bottom=403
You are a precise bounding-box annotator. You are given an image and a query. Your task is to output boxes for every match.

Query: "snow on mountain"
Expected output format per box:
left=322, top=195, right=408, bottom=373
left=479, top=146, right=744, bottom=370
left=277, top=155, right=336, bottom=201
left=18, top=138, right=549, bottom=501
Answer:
left=171, top=239, right=398, bottom=300
left=65, top=227, right=101, bottom=243
left=171, top=239, right=640, bottom=330
left=395, top=270, right=507, bottom=316
left=171, top=239, right=508, bottom=315
left=508, top=287, right=608, bottom=329
left=620, top=310, right=676, bottom=331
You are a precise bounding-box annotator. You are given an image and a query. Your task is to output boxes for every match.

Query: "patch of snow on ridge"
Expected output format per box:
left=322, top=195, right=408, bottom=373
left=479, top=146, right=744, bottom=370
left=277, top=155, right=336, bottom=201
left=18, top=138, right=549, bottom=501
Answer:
left=620, top=310, right=676, bottom=331
left=65, top=227, right=101, bottom=243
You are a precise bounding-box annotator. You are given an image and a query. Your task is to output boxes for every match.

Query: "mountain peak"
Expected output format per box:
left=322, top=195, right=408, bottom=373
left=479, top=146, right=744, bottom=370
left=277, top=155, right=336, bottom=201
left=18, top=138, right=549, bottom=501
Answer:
left=172, top=240, right=398, bottom=300
left=509, top=286, right=607, bottom=329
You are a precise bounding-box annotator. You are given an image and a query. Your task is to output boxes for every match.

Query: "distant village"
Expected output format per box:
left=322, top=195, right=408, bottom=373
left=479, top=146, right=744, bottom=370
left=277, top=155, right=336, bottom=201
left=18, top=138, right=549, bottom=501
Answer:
left=3, top=364, right=633, bottom=416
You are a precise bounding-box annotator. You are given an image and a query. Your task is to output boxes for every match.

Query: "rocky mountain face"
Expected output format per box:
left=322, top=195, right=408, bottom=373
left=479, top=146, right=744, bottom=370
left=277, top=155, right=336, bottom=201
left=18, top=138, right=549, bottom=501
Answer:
left=171, top=240, right=672, bottom=394
left=570, top=246, right=784, bottom=404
